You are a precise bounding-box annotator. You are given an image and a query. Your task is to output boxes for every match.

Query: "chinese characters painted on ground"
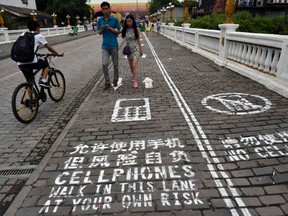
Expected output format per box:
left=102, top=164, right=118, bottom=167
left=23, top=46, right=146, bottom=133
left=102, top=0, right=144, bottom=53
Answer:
left=220, top=131, right=288, bottom=161
left=39, top=138, right=205, bottom=214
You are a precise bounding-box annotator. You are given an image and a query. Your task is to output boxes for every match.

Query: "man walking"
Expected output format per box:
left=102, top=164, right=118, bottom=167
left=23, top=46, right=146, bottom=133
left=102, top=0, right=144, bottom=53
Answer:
left=97, top=1, right=121, bottom=90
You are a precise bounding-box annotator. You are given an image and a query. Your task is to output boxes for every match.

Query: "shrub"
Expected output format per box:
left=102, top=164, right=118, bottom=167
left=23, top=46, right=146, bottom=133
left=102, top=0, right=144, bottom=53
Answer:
left=174, top=19, right=184, bottom=27
left=187, top=11, right=287, bottom=35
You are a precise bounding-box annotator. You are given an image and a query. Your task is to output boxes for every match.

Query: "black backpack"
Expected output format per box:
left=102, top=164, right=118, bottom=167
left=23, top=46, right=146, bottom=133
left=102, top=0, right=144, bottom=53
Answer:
left=11, top=32, right=36, bottom=62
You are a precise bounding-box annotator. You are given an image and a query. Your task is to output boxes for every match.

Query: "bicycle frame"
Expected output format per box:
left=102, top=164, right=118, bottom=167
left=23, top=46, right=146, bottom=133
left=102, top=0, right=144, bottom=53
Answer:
left=12, top=53, right=64, bottom=123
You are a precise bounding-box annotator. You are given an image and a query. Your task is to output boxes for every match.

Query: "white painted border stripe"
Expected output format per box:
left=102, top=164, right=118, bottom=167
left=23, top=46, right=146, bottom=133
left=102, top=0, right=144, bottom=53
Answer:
left=111, top=98, right=151, bottom=122
left=143, top=33, right=251, bottom=216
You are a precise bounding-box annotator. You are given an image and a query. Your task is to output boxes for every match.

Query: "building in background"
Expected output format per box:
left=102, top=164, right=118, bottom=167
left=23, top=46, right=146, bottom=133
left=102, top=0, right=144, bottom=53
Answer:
left=0, top=0, right=52, bottom=29
left=91, top=0, right=149, bottom=19
left=197, top=0, right=288, bottom=17
left=236, top=0, right=288, bottom=17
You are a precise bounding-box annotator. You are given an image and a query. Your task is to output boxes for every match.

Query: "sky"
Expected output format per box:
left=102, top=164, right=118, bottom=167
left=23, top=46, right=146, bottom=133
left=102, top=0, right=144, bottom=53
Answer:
left=89, top=0, right=149, bottom=3
left=90, top=0, right=150, bottom=15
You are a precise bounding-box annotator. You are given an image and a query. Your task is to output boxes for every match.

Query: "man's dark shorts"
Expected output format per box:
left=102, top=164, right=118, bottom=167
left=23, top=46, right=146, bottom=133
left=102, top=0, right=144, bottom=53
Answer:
left=18, top=59, right=48, bottom=83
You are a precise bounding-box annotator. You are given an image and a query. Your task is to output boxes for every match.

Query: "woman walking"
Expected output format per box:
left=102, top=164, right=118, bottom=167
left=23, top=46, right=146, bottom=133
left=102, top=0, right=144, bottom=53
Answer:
left=121, top=14, right=143, bottom=88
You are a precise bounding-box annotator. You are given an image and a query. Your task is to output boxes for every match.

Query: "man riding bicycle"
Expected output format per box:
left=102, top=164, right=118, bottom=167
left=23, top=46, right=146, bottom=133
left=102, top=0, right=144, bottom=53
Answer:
left=17, top=20, right=62, bottom=88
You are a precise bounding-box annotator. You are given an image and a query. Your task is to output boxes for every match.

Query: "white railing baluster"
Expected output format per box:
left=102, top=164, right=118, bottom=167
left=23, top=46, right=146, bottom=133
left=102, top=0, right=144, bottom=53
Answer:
left=254, top=46, right=261, bottom=69
left=241, top=44, right=247, bottom=63
left=249, top=45, right=257, bottom=67
left=270, top=49, right=280, bottom=75
left=236, top=43, right=243, bottom=62
left=264, top=48, right=273, bottom=73
left=245, top=44, right=252, bottom=65
left=231, top=42, right=237, bottom=60
left=258, top=47, right=266, bottom=71
left=159, top=25, right=288, bottom=98
left=233, top=42, right=239, bottom=61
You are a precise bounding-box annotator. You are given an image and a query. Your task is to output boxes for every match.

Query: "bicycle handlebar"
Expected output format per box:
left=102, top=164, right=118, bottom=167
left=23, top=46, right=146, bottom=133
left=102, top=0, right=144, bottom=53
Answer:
left=36, top=53, right=64, bottom=58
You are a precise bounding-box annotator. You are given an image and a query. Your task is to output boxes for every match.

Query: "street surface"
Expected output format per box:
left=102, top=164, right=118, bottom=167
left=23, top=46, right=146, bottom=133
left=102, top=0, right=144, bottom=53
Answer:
left=0, top=31, right=288, bottom=216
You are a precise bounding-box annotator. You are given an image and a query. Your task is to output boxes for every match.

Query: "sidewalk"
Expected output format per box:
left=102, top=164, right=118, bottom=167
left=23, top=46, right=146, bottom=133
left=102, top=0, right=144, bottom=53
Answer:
left=0, top=30, right=96, bottom=60
left=4, top=32, right=288, bottom=216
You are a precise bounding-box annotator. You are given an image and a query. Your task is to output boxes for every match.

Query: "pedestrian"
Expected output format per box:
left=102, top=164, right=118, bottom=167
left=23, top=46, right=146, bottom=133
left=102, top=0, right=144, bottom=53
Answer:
left=16, top=20, right=62, bottom=88
left=135, top=16, right=140, bottom=28
left=97, top=1, right=121, bottom=90
left=151, top=23, right=155, bottom=36
left=156, top=19, right=161, bottom=35
left=121, top=14, right=143, bottom=89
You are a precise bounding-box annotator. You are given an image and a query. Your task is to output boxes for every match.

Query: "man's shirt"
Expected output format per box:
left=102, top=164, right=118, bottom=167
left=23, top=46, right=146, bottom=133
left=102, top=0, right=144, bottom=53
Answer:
left=97, top=15, right=121, bottom=49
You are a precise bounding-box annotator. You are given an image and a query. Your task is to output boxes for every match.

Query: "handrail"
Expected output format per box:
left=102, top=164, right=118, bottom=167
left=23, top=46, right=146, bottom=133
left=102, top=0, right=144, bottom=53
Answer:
left=161, top=25, right=288, bottom=98
left=0, top=25, right=91, bottom=44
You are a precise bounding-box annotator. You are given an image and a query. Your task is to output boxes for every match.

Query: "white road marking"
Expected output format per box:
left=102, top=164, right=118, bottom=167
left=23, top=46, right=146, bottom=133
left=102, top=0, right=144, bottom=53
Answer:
left=202, top=92, right=272, bottom=115
left=112, top=77, right=123, bottom=90
left=111, top=98, right=151, bottom=122
left=142, top=77, right=153, bottom=88
left=144, top=33, right=251, bottom=216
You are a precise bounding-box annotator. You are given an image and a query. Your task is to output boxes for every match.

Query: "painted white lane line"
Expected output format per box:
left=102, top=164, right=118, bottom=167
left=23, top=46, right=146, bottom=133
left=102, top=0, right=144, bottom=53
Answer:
left=143, top=33, right=251, bottom=216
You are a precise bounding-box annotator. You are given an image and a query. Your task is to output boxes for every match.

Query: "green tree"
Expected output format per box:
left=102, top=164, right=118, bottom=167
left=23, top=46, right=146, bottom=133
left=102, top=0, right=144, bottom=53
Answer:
left=36, top=0, right=90, bottom=25
left=188, top=11, right=287, bottom=35
left=148, top=0, right=181, bottom=14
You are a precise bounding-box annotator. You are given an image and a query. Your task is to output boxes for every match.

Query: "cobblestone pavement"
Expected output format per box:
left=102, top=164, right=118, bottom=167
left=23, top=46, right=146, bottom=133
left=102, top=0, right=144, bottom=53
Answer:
left=2, top=32, right=288, bottom=216
left=0, top=30, right=119, bottom=215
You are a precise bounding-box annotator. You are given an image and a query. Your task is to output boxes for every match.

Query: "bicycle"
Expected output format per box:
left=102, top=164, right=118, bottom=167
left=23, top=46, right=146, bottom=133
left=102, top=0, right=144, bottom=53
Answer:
left=11, top=53, right=65, bottom=123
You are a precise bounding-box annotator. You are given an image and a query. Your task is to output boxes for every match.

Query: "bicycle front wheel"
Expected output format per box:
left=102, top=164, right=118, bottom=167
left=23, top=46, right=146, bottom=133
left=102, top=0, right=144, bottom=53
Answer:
left=48, top=69, right=66, bottom=102
left=11, top=83, right=39, bottom=123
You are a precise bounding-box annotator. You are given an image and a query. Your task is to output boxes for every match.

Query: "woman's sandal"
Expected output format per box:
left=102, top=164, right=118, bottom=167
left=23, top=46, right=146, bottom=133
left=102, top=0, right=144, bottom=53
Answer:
left=131, top=79, right=135, bottom=83
left=134, top=83, right=139, bottom=89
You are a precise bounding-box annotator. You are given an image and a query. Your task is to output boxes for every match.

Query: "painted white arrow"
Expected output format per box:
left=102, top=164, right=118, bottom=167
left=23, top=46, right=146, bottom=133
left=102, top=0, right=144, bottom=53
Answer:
left=113, top=77, right=123, bottom=90
left=142, top=77, right=153, bottom=89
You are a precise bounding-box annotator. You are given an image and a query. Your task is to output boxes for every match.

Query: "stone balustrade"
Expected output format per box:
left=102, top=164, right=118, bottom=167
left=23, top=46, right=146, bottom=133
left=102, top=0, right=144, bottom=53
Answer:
left=162, top=25, right=288, bottom=98
left=0, top=25, right=88, bottom=44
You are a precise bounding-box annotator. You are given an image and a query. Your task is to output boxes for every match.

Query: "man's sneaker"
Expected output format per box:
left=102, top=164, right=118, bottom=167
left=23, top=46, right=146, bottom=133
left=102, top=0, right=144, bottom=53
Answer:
left=113, top=80, right=118, bottom=87
left=103, top=82, right=111, bottom=90
left=39, top=80, right=51, bottom=88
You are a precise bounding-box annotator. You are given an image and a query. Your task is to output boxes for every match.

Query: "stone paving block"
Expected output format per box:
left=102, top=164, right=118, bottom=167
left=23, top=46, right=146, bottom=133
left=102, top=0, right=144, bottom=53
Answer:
left=230, top=178, right=251, bottom=186
left=22, top=195, right=41, bottom=207
left=272, top=173, right=288, bottom=184
left=210, top=198, right=233, bottom=208
left=264, top=185, right=288, bottom=194
left=231, top=169, right=254, bottom=178
left=255, top=206, right=284, bottom=216
left=239, top=197, right=262, bottom=207
left=259, top=195, right=286, bottom=205
left=252, top=166, right=274, bottom=176
left=202, top=209, right=231, bottom=216
left=0, top=185, right=12, bottom=193
left=15, top=207, right=44, bottom=216
left=249, top=176, right=273, bottom=185
left=241, top=187, right=265, bottom=196
left=281, top=203, right=288, bottom=215
left=155, top=200, right=182, bottom=211
left=174, top=210, right=202, bottom=216
left=274, top=164, right=288, bottom=173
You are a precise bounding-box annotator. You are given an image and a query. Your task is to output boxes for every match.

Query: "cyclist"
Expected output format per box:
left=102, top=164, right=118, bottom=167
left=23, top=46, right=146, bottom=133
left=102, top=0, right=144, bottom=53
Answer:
left=17, top=20, right=62, bottom=88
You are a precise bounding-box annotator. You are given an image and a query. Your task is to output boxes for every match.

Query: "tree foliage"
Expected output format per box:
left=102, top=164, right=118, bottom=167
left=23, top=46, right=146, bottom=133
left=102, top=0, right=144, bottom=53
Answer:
left=36, top=0, right=90, bottom=25
left=147, top=0, right=197, bottom=14
left=187, top=11, right=288, bottom=35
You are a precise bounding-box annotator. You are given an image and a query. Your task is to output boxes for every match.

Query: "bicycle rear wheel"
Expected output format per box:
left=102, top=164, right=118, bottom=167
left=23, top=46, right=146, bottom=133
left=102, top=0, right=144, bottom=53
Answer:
left=11, top=83, right=39, bottom=123
left=48, top=69, right=66, bottom=102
